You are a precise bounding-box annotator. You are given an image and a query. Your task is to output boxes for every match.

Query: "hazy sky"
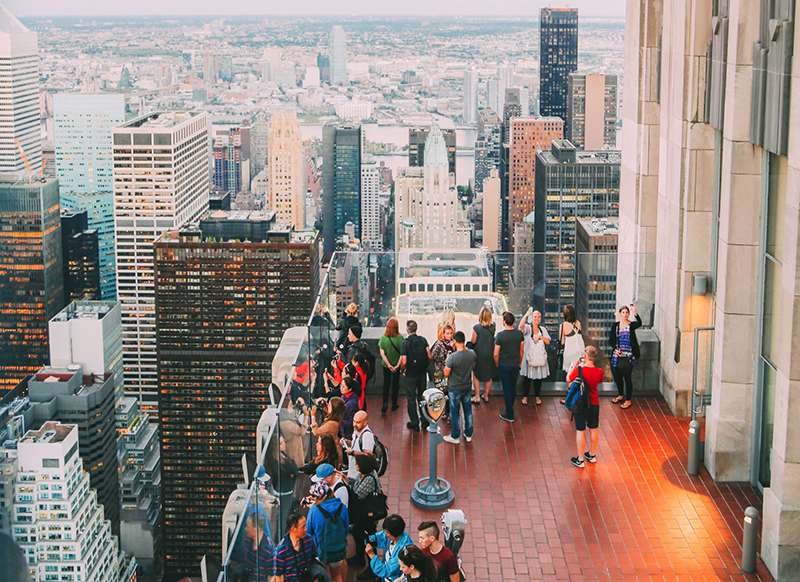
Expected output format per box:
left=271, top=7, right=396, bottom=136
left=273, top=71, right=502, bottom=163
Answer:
left=9, top=0, right=625, bottom=19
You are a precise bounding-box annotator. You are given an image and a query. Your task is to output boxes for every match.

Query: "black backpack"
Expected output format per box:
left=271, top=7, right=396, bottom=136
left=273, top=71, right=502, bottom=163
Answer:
left=405, top=336, right=429, bottom=376
left=358, top=429, right=388, bottom=477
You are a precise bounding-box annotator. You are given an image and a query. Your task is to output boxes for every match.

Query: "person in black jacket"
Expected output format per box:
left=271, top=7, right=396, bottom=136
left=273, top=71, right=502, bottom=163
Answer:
left=609, top=304, right=642, bottom=409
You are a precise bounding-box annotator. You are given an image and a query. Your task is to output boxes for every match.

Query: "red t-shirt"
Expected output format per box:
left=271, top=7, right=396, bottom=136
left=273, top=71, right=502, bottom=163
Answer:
left=422, top=545, right=459, bottom=581
left=567, top=365, right=603, bottom=406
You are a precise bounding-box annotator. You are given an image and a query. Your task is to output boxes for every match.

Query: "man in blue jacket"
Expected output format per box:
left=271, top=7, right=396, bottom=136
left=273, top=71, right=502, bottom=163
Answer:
left=360, top=514, right=414, bottom=581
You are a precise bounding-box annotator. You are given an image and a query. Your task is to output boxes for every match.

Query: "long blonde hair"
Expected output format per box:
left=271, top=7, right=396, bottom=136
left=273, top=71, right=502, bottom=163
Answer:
left=345, top=303, right=358, bottom=317
left=478, top=306, right=493, bottom=327
left=437, top=309, right=456, bottom=339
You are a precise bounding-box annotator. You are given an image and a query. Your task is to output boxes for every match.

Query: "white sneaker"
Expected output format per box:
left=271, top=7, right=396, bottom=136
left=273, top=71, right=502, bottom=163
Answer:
left=443, top=434, right=461, bottom=445
left=464, top=435, right=473, bottom=443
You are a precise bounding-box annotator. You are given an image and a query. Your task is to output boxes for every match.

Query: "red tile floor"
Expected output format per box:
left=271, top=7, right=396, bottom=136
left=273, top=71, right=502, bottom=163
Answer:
left=344, top=395, right=774, bottom=582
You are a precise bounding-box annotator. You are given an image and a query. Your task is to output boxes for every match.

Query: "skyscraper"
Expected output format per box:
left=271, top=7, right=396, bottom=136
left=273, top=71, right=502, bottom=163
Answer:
left=361, top=162, right=383, bottom=250
left=474, top=109, right=502, bottom=194
left=10, top=422, right=122, bottom=581
left=0, top=177, right=64, bottom=394
left=482, top=169, right=502, bottom=252
left=322, top=124, right=362, bottom=257
left=395, top=126, right=471, bottom=249
left=463, top=68, right=479, bottom=125
left=408, top=127, right=456, bottom=177
left=566, top=73, right=618, bottom=150
left=249, top=111, right=269, bottom=178
left=508, top=117, right=563, bottom=246
left=329, top=25, right=347, bottom=85
left=55, top=94, right=125, bottom=300
left=212, top=128, right=243, bottom=195
left=154, top=212, right=317, bottom=580
left=60, top=210, right=101, bottom=302
left=268, top=109, right=305, bottom=230
left=534, top=140, right=620, bottom=329
left=539, top=8, right=579, bottom=122
left=0, top=6, right=41, bottom=174
left=113, top=111, right=210, bottom=413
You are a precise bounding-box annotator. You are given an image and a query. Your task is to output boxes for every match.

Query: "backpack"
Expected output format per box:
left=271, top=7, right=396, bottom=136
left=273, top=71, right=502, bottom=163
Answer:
left=564, top=366, right=589, bottom=415
left=405, top=336, right=429, bottom=376
left=358, top=429, right=388, bottom=477
left=315, top=503, right=348, bottom=564
left=333, top=479, right=353, bottom=505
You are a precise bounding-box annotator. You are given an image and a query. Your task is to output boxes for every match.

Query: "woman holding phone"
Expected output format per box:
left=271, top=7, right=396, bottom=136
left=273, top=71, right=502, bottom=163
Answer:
left=609, top=304, right=642, bottom=409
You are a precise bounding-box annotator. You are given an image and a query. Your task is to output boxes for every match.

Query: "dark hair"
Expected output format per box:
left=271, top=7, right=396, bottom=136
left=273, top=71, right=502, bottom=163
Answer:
left=355, top=452, right=378, bottom=475
left=286, top=512, right=305, bottom=531
left=398, top=545, right=437, bottom=582
left=325, top=397, right=346, bottom=424
left=343, top=376, right=361, bottom=396
left=406, top=320, right=418, bottom=334
left=352, top=353, right=367, bottom=369
left=453, top=330, right=466, bottom=344
left=350, top=325, right=363, bottom=339
left=417, top=520, right=440, bottom=539
left=618, top=305, right=630, bottom=313
left=315, top=434, right=339, bottom=465
left=247, top=511, right=267, bottom=531
left=382, top=514, right=406, bottom=538
left=563, top=304, right=577, bottom=323
left=502, top=311, right=515, bottom=326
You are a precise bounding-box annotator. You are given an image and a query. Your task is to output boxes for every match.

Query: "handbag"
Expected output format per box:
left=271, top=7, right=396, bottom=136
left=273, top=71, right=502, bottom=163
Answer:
left=352, top=475, right=388, bottom=522
left=526, top=336, right=548, bottom=368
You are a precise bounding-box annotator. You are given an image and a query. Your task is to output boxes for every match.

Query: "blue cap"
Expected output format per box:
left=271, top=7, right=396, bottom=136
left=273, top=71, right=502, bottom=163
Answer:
left=311, top=463, right=335, bottom=482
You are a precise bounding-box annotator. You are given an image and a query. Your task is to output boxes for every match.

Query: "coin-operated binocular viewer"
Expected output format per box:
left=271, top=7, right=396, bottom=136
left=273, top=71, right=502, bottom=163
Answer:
left=411, top=388, right=454, bottom=509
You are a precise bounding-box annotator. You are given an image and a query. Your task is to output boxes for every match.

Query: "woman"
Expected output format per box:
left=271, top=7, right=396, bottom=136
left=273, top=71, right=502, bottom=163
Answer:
left=520, top=308, right=551, bottom=406
left=471, top=306, right=496, bottom=404
left=340, top=377, right=361, bottom=441
left=609, top=304, right=642, bottom=410
left=349, top=355, right=368, bottom=409
left=431, top=325, right=456, bottom=392
left=379, top=317, right=403, bottom=414
left=335, top=303, right=360, bottom=353
left=311, top=397, right=345, bottom=467
left=559, top=304, right=584, bottom=402
left=301, top=434, right=340, bottom=475
left=347, top=453, right=384, bottom=568
left=265, top=435, right=299, bottom=540
left=396, top=545, right=438, bottom=582
left=437, top=310, right=456, bottom=340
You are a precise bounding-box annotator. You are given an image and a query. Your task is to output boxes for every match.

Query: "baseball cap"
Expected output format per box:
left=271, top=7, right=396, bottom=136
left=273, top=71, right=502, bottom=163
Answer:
left=311, top=463, right=336, bottom=483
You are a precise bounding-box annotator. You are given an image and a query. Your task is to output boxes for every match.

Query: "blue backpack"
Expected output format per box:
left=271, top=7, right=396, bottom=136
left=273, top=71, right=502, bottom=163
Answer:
left=315, top=503, right=348, bottom=564
left=564, top=366, right=589, bottom=415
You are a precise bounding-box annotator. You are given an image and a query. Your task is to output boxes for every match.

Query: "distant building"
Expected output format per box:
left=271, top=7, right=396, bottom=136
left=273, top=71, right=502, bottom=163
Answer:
left=249, top=111, right=269, bottom=177
left=508, top=117, right=563, bottom=247
left=463, top=69, right=479, bottom=124
left=567, top=73, right=618, bottom=150
left=209, top=191, right=231, bottom=211
left=0, top=6, right=41, bottom=173
left=0, top=177, right=64, bottom=394
left=268, top=109, right=305, bottom=230
left=317, top=53, right=331, bottom=83
left=113, top=111, right=210, bottom=414
left=474, top=108, right=502, bottom=195
left=335, top=101, right=374, bottom=120
left=361, top=163, right=383, bottom=250
left=396, top=126, right=471, bottom=249
left=154, top=212, right=317, bottom=580
left=539, top=8, right=579, bottom=122
left=409, top=127, right=456, bottom=178
left=575, top=218, right=619, bottom=353
left=482, top=170, right=502, bottom=252
left=503, top=88, right=523, bottom=142
left=213, top=128, right=243, bottom=195
left=10, top=422, right=122, bottom=581
left=322, top=124, right=362, bottom=257
left=329, top=25, right=348, bottom=85
left=534, top=140, right=620, bottom=329
left=60, top=210, right=101, bottom=302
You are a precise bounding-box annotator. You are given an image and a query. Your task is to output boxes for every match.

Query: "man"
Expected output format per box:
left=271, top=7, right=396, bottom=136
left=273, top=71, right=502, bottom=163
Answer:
left=567, top=345, right=603, bottom=468
left=399, top=320, right=432, bottom=431
left=345, top=410, right=375, bottom=482
left=345, top=325, right=369, bottom=364
left=494, top=311, right=525, bottom=423
left=274, top=512, right=319, bottom=582
left=362, top=514, right=414, bottom=581
left=312, top=463, right=349, bottom=508
left=417, top=521, right=460, bottom=582
left=443, top=331, right=477, bottom=444
left=242, top=511, right=275, bottom=580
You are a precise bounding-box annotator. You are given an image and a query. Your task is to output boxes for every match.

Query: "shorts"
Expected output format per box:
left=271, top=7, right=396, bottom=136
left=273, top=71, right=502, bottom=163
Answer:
left=574, top=404, right=599, bottom=431
left=322, top=559, right=344, bottom=568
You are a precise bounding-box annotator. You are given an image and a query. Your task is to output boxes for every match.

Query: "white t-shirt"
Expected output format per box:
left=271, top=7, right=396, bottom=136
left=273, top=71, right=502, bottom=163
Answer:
left=346, top=426, right=376, bottom=481
left=332, top=476, right=349, bottom=508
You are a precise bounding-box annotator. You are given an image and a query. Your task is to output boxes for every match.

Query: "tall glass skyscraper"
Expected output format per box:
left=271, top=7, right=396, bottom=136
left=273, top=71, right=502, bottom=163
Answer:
left=329, top=25, right=347, bottom=85
left=54, top=93, right=126, bottom=300
left=463, top=68, right=479, bottom=124
left=539, top=8, right=579, bottom=122
left=322, top=124, right=362, bottom=257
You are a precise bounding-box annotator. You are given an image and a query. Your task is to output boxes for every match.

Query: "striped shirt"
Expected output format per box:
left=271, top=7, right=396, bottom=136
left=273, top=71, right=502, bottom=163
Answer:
left=275, top=534, right=317, bottom=582
left=243, top=533, right=275, bottom=581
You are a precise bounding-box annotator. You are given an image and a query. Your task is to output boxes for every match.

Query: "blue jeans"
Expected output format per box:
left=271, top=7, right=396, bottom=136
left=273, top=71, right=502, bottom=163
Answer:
left=497, top=365, right=520, bottom=419
left=448, top=390, right=473, bottom=439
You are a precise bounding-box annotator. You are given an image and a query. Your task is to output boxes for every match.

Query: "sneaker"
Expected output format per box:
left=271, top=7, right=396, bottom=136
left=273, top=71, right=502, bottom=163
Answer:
left=465, top=435, right=473, bottom=442
left=443, top=434, right=461, bottom=445
left=571, top=456, right=585, bottom=468
left=499, top=413, right=515, bottom=423
left=584, top=452, right=597, bottom=464
left=407, top=422, right=420, bottom=431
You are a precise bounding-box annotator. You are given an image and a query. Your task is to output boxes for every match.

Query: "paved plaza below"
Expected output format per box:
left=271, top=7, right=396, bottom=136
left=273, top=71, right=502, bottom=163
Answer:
left=345, top=395, right=773, bottom=581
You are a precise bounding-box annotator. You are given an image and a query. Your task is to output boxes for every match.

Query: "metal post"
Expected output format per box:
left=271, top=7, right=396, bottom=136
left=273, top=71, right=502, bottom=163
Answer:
left=412, top=389, right=454, bottom=510
left=688, top=420, right=701, bottom=475
left=742, top=507, right=760, bottom=573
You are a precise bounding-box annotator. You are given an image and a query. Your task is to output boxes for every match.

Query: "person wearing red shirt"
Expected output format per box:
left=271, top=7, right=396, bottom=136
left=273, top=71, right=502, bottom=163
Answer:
left=567, top=345, right=603, bottom=468
left=417, top=521, right=460, bottom=582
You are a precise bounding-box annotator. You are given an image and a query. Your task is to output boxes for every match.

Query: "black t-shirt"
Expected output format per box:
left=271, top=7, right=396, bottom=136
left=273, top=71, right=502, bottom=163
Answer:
left=401, top=334, right=429, bottom=376
left=494, top=328, right=524, bottom=368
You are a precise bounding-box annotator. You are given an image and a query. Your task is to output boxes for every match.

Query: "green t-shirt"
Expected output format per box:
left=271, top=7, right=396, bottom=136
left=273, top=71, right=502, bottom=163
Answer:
left=378, top=334, right=403, bottom=367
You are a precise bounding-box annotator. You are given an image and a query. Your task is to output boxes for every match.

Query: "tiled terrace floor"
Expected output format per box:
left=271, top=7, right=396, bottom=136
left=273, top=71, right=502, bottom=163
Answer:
left=345, top=395, right=773, bottom=582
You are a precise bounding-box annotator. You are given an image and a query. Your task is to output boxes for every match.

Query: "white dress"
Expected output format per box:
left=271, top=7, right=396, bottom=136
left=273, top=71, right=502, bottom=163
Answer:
left=521, top=324, right=551, bottom=380
left=561, top=322, right=585, bottom=372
